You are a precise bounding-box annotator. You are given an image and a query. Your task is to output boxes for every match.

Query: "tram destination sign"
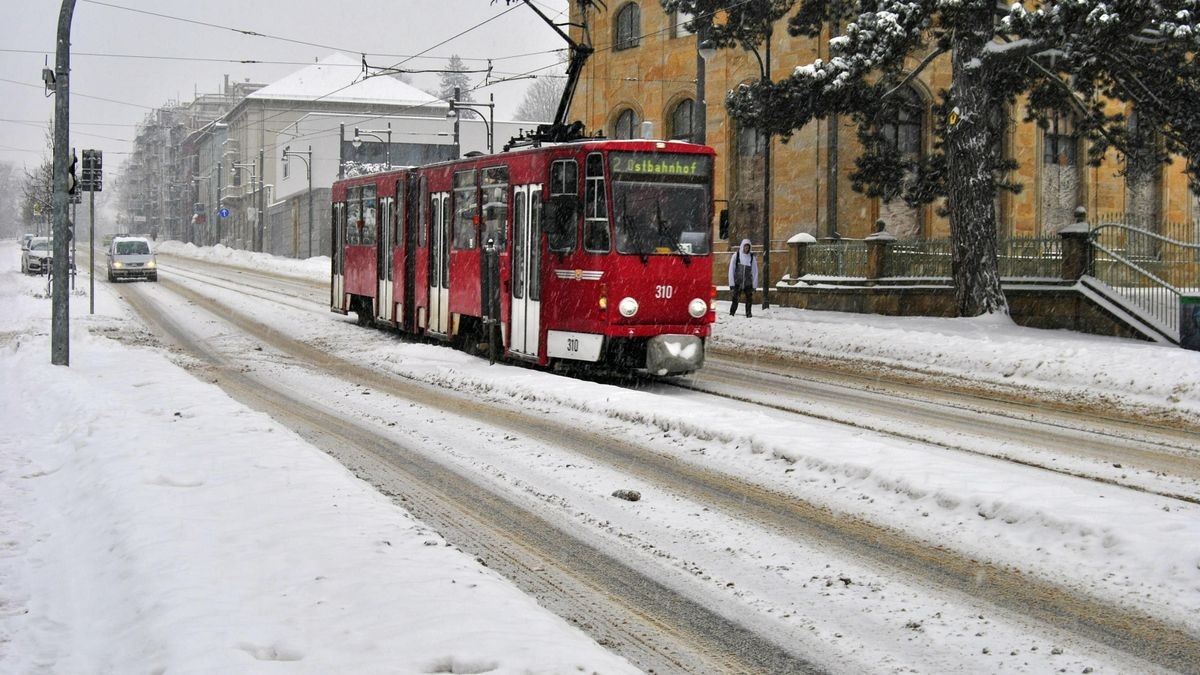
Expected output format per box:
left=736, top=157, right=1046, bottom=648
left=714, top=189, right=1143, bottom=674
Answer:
left=610, top=152, right=712, bottom=179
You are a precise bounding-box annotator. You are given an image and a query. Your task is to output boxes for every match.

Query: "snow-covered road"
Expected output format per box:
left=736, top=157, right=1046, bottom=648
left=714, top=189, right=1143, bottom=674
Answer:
left=4, top=240, right=1199, bottom=673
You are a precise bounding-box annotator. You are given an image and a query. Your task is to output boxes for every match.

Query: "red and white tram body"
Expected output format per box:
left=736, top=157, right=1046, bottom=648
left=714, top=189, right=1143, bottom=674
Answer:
left=331, top=139, right=716, bottom=375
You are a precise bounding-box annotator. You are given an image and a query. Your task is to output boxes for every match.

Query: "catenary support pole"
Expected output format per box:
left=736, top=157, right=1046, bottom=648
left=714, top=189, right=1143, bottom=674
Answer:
left=761, top=28, right=772, bottom=310
left=51, top=0, right=77, bottom=366
left=259, top=148, right=265, bottom=253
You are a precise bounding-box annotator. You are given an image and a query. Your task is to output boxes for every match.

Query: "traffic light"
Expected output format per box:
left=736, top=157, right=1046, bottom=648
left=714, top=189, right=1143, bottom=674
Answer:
left=68, top=151, right=78, bottom=196
left=81, top=149, right=103, bottom=192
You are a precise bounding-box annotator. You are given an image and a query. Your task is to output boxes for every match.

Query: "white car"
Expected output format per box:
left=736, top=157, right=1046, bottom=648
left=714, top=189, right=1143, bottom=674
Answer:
left=21, top=237, right=52, bottom=275
left=106, top=236, right=158, bottom=282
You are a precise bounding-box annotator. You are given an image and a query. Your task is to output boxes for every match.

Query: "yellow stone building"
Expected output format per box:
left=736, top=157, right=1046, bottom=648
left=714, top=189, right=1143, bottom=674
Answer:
left=568, top=2, right=1196, bottom=260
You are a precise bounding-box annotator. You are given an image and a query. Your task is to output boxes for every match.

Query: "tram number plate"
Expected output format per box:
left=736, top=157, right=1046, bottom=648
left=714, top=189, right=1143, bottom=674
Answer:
left=655, top=285, right=674, bottom=299
left=547, top=331, right=603, bottom=362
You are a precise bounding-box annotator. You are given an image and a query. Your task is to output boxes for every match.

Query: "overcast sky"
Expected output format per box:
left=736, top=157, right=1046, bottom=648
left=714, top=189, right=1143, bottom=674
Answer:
left=0, top=0, right=569, bottom=176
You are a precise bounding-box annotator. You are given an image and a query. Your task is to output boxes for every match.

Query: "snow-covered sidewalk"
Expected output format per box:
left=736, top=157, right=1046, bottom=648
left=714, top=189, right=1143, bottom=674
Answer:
left=0, top=245, right=637, bottom=673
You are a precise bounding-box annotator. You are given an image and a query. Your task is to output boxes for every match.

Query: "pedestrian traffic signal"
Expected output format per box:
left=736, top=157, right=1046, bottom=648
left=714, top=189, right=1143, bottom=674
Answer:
left=68, top=151, right=78, bottom=196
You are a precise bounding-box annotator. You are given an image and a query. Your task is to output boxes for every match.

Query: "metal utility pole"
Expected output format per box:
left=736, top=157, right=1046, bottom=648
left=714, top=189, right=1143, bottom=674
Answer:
left=89, top=184, right=95, bottom=313
left=282, top=145, right=313, bottom=258
left=452, top=87, right=462, bottom=158
left=51, top=0, right=77, bottom=366
left=215, top=160, right=223, bottom=245
left=258, top=148, right=265, bottom=252
left=760, top=27, right=773, bottom=310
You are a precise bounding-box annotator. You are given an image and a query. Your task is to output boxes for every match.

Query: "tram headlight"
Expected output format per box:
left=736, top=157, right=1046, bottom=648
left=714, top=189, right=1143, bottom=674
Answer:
left=688, top=298, right=707, bottom=318
left=618, top=297, right=639, bottom=317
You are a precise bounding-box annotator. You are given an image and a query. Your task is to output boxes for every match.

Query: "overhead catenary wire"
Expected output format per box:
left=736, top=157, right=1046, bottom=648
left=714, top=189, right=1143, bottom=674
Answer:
left=0, top=47, right=564, bottom=66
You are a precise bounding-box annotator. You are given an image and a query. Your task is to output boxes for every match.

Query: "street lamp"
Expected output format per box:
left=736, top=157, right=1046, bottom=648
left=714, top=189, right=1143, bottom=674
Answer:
left=746, top=25, right=774, bottom=310
left=282, top=145, right=314, bottom=259
left=447, top=93, right=496, bottom=154
left=352, top=123, right=392, bottom=169
left=232, top=161, right=258, bottom=248
left=696, top=31, right=714, bottom=146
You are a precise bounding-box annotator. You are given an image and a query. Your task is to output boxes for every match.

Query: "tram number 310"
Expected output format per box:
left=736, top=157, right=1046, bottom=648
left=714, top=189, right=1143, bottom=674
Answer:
left=567, top=337, right=580, bottom=352
left=655, top=285, right=674, bottom=299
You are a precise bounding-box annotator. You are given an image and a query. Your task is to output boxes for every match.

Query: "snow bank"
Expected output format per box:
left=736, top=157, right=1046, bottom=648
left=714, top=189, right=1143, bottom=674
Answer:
left=0, top=247, right=636, bottom=674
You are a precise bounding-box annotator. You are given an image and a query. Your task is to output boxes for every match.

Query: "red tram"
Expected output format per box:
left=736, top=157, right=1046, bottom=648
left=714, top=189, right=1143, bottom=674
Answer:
left=330, top=139, right=716, bottom=375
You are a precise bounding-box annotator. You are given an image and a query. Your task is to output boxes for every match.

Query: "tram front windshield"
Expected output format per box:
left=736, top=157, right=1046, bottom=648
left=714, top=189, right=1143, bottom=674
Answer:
left=609, top=152, right=711, bottom=256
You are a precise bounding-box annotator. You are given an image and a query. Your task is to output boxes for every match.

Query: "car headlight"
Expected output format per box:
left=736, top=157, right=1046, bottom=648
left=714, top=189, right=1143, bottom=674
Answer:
left=113, top=261, right=124, bottom=268
left=146, top=260, right=156, bottom=268
left=618, top=297, right=638, bottom=318
left=688, top=298, right=707, bottom=318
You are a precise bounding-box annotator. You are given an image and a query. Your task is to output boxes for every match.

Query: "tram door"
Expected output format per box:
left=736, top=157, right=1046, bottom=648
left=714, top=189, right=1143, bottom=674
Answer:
left=510, top=185, right=541, bottom=357
left=377, top=197, right=395, bottom=323
left=332, top=203, right=345, bottom=310
left=428, top=192, right=450, bottom=334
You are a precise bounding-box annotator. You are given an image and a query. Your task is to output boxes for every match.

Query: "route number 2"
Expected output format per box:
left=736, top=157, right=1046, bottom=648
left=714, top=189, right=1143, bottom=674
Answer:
left=655, top=285, right=674, bottom=299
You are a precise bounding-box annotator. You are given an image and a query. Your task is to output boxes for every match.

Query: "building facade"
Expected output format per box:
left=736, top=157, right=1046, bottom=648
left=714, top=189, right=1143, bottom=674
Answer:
left=568, top=3, right=1196, bottom=260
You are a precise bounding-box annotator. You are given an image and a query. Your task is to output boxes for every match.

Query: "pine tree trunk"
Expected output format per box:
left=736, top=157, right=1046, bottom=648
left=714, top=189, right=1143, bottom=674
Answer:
left=944, top=12, right=1008, bottom=317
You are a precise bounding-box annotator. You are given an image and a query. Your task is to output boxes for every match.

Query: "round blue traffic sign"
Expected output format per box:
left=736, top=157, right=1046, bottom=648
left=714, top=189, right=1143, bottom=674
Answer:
left=218, top=207, right=230, bottom=218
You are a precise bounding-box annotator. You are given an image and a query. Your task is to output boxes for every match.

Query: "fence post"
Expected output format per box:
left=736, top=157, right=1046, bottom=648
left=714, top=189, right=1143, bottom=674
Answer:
left=786, top=232, right=817, bottom=280
left=1059, top=207, right=1092, bottom=281
left=865, top=219, right=896, bottom=282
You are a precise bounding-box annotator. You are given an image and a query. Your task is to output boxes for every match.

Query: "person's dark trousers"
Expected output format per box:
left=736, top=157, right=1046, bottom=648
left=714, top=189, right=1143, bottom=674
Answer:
left=729, top=286, right=753, bottom=317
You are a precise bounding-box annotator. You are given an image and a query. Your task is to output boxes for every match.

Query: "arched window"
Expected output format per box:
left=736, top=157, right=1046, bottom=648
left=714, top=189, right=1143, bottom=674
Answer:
left=1125, top=108, right=1162, bottom=233
left=990, top=105, right=1011, bottom=235
left=669, top=99, right=695, bottom=141
left=877, top=86, right=925, bottom=239
left=670, top=10, right=694, bottom=38
left=729, top=120, right=765, bottom=243
left=614, top=3, right=640, bottom=51
left=1040, top=111, right=1083, bottom=233
left=880, top=87, right=924, bottom=158
left=613, top=108, right=638, bottom=140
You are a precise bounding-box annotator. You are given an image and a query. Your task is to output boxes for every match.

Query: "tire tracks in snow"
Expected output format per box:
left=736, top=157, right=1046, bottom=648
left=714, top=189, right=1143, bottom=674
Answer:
left=110, top=274, right=1200, bottom=674
left=113, top=278, right=818, bottom=674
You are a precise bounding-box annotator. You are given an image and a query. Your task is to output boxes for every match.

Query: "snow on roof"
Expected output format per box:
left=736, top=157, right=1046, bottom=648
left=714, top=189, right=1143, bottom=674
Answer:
left=248, top=53, right=443, bottom=109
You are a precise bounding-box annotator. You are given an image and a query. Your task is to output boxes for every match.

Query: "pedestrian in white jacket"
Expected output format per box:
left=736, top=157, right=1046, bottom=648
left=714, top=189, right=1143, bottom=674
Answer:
left=727, top=238, right=758, bottom=317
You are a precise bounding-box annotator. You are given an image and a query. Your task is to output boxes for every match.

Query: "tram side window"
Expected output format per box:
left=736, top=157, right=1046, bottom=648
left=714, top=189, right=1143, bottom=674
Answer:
left=548, top=159, right=578, bottom=253
left=347, top=187, right=362, bottom=245
left=513, top=192, right=526, bottom=300
left=453, top=169, right=478, bottom=249
left=481, top=166, right=508, bottom=249
left=550, top=160, right=577, bottom=196
left=362, top=185, right=377, bottom=246
left=583, top=153, right=609, bottom=252
left=530, top=192, right=542, bottom=302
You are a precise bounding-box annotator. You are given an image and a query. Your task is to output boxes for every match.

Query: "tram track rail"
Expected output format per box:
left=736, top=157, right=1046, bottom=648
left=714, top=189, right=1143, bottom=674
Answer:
left=671, top=356, right=1200, bottom=504
left=105, top=269, right=1200, bottom=673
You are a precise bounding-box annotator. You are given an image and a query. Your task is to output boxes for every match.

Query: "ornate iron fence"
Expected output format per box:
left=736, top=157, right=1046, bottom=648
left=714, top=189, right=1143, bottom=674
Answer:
left=806, top=236, right=1064, bottom=279
left=805, top=241, right=869, bottom=277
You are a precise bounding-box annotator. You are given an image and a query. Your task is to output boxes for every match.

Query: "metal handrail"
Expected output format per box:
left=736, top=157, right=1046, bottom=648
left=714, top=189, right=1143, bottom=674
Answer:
left=1089, top=222, right=1200, bottom=341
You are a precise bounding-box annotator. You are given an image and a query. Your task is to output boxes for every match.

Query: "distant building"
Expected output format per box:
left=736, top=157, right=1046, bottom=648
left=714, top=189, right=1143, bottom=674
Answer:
left=123, top=53, right=534, bottom=259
